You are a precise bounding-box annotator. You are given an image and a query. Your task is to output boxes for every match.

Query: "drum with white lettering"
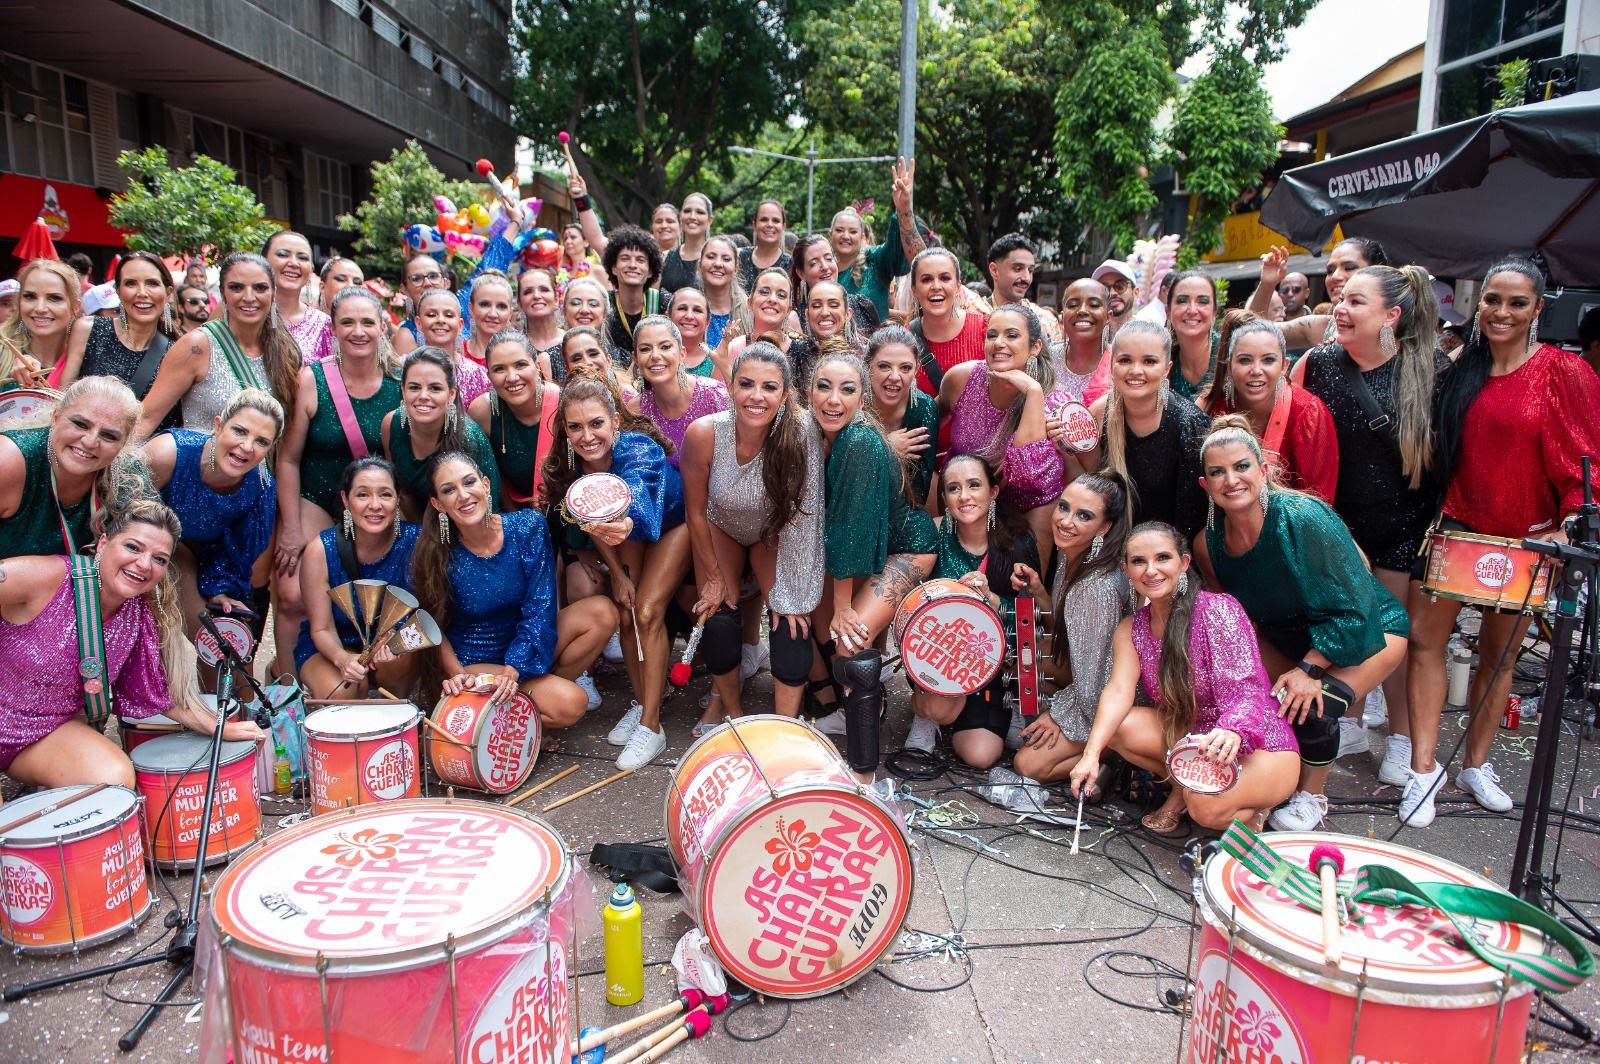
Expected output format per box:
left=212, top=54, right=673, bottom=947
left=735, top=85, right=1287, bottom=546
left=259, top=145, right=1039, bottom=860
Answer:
left=204, top=798, right=575, bottom=1064
left=132, top=734, right=261, bottom=869
left=0, top=785, right=152, bottom=953
left=1423, top=529, right=1553, bottom=613
left=891, top=578, right=1005, bottom=695
left=665, top=715, right=914, bottom=999
left=303, top=702, right=421, bottom=816
left=561, top=471, right=632, bottom=525
left=1185, top=832, right=1539, bottom=1063
left=429, top=688, right=541, bottom=794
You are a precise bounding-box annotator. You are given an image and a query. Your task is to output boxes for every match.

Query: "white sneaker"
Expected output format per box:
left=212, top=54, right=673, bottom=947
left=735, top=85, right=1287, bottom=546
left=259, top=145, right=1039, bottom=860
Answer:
left=575, top=671, right=602, bottom=712
left=1004, top=709, right=1025, bottom=751
left=1378, top=734, right=1412, bottom=787
left=1268, top=790, right=1329, bottom=831
left=1337, top=718, right=1370, bottom=757
left=1457, top=762, right=1514, bottom=813
left=1363, top=686, right=1387, bottom=728
left=1398, top=763, right=1446, bottom=828
left=607, top=701, right=644, bottom=746
left=812, top=709, right=847, bottom=737
left=602, top=630, right=625, bottom=663
left=617, top=725, right=666, bottom=770
left=740, top=642, right=768, bottom=683
left=905, top=716, right=939, bottom=754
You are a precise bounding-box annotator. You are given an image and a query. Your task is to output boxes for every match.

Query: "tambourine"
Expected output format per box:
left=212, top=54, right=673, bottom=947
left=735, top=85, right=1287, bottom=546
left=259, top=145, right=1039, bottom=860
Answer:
left=560, top=472, right=631, bottom=525
left=1166, top=733, right=1238, bottom=794
left=0, top=387, right=62, bottom=427
left=194, top=613, right=255, bottom=669
left=1052, top=399, right=1098, bottom=454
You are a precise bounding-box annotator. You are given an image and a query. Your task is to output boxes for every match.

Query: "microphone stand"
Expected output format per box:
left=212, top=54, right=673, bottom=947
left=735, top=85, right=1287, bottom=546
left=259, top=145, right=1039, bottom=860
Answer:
left=3, top=612, right=253, bottom=1053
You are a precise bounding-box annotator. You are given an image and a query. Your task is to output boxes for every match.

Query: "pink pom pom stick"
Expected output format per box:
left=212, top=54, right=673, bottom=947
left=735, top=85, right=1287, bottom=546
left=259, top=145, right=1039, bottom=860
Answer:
left=671, top=616, right=708, bottom=687
left=1308, top=841, right=1347, bottom=965
left=558, top=130, right=579, bottom=178
left=571, top=989, right=706, bottom=1055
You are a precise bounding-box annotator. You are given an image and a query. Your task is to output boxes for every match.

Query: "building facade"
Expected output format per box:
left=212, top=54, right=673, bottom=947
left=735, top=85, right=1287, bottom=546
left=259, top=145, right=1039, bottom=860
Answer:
left=1, top=0, right=515, bottom=267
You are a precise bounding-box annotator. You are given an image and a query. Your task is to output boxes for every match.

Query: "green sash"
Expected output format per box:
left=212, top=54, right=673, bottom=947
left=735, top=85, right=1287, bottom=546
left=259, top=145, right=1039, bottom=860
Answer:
left=68, top=554, right=113, bottom=725
left=204, top=320, right=269, bottom=393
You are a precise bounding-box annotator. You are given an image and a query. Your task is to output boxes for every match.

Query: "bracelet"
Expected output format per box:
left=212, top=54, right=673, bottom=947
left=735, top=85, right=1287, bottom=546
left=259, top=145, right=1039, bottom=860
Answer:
left=573, top=194, right=593, bottom=212
left=1296, top=659, right=1326, bottom=681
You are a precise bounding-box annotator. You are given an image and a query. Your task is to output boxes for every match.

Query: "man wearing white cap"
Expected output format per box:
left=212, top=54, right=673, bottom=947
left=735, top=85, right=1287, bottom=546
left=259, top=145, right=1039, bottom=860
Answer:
left=0, top=279, right=17, bottom=327
left=1091, top=259, right=1137, bottom=333
left=81, top=281, right=119, bottom=317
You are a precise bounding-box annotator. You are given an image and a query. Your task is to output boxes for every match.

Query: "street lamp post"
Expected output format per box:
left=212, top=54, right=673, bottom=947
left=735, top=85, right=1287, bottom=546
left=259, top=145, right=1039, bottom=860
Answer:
left=728, top=141, right=898, bottom=234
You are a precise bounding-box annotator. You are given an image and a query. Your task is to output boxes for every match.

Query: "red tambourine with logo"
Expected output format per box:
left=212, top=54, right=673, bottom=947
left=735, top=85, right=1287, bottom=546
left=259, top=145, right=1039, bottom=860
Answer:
left=0, top=386, right=61, bottom=428
left=1053, top=399, right=1099, bottom=453
left=303, top=702, right=421, bottom=816
left=561, top=471, right=631, bottom=525
left=1166, top=733, right=1238, bottom=795
left=1422, top=530, right=1552, bottom=614
left=203, top=799, right=576, bottom=1064
left=891, top=578, right=1005, bottom=695
left=194, top=612, right=255, bottom=669
left=429, top=687, right=540, bottom=794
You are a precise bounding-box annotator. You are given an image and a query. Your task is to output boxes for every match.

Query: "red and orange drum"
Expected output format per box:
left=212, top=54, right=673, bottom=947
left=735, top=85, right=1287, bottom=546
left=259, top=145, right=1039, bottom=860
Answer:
left=131, top=734, right=261, bottom=869
left=0, top=785, right=152, bottom=953
left=205, top=798, right=575, bottom=1064
left=1423, top=530, right=1553, bottom=613
left=665, top=715, right=914, bottom=999
left=562, top=471, right=632, bottom=525
left=1186, top=832, right=1542, bottom=1063
left=429, top=688, right=541, bottom=794
left=117, top=711, right=185, bottom=754
left=303, top=702, right=421, bottom=816
left=892, top=578, right=1005, bottom=695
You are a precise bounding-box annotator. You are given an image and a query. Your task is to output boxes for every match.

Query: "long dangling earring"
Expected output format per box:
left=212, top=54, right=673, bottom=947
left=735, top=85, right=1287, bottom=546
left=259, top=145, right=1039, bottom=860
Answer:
left=1527, top=319, right=1539, bottom=352
left=488, top=388, right=500, bottom=417
left=986, top=500, right=996, bottom=530
left=566, top=441, right=574, bottom=470
left=208, top=438, right=220, bottom=473
left=162, top=301, right=175, bottom=334
left=1469, top=311, right=1481, bottom=347
left=437, top=510, right=451, bottom=544
left=1222, top=375, right=1235, bottom=404
left=1206, top=497, right=1216, bottom=530
left=1088, top=533, right=1104, bottom=561
left=1378, top=323, right=1398, bottom=359
left=117, top=303, right=129, bottom=335
left=446, top=405, right=459, bottom=433
left=343, top=509, right=354, bottom=538
left=1177, top=571, right=1189, bottom=596
left=1260, top=483, right=1270, bottom=515
left=397, top=405, right=408, bottom=430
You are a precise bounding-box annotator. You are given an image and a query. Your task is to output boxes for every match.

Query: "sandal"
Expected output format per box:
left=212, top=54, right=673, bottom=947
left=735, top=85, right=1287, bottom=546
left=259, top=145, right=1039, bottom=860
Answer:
left=804, top=676, right=841, bottom=717
left=692, top=718, right=725, bottom=739
left=1141, top=805, right=1189, bottom=836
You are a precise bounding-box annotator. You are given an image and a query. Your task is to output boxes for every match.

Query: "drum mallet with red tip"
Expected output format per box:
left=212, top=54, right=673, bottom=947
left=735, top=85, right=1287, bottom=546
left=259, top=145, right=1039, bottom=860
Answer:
left=626, top=1008, right=716, bottom=1064
left=605, top=995, right=727, bottom=1064
left=570, top=989, right=706, bottom=1057
left=1309, top=842, right=1346, bottom=965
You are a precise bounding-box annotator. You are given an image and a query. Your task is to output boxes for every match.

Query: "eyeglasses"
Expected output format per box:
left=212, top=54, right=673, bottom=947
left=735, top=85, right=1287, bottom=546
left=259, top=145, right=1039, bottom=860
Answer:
left=1106, top=279, right=1133, bottom=293
left=1279, top=285, right=1306, bottom=294
left=407, top=271, right=445, bottom=285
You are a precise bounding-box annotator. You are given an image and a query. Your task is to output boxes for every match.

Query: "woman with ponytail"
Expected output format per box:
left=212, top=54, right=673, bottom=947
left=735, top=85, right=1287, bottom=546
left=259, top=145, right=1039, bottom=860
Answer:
left=939, top=302, right=1064, bottom=559
left=1193, top=418, right=1407, bottom=830
left=136, top=251, right=301, bottom=436
left=910, top=248, right=987, bottom=394
left=1009, top=473, right=1132, bottom=785
left=725, top=268, right=816, bottom=389
left=1068, top=522, right=1299, bottom=833
left=634, top=316, right=728, bottom=468
left=383, top=347, right=500, bottom=517
left=467, top=331, right=561, bottom=510
left=1290, top=262, right=1443, bottom=764
left=1402, top=259, right=1600, bottom=826
left=0, top=498, right=263, bottom=788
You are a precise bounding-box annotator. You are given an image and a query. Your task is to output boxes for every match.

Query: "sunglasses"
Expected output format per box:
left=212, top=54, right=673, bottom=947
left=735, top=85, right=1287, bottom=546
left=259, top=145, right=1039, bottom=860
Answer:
left=183, top=298, right=210, bottom=307
left=1106, top=279, right=1133, bottom=293
left=1279, top=285, right=1306, bottom=294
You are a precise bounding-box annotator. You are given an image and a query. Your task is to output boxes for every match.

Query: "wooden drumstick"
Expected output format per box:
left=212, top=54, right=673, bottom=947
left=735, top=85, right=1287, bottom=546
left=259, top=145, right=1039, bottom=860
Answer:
left=0, top=782, right=110, bottom=836
left=419, top=715, right=471, bottom=747
left=1309, top=843, right=1346, bottom=965
left=571, top=990, right=706, bottom=1055
left=607, top=1003, right=713, bottom=1064
left=632, top=1009, right=714, bottom=1064
left=506, top=764, right=581, bottom=808
left=541, top=769, right=634, bottom=813
left=1069, top=788, right=1087, bottom=856
left=559, top=131, right=579, bottom=179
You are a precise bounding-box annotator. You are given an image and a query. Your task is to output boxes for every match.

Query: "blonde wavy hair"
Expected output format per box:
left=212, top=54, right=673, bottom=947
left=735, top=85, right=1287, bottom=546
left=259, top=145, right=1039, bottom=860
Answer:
left=0, top=259, right=82, bottom=385
left=99, top=495, right=203, bottom=714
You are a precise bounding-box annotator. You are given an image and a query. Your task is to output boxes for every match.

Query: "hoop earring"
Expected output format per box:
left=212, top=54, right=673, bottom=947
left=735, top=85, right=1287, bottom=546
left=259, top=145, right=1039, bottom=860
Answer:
left=1177, top=571, right=1189, bottom=596
left=1527, top=319, right=1538, bottom=352
left=987, top=500, right=996, bottom=530
left=1260, top=483, right=1270, bottom=514
left=1378, top=323, right=1398, bottom=360
left=1088, top=533, right=1104, bottom=561
left=438, top=510, right=451, bottom=544
left=343, top=509, right=354, bottom=538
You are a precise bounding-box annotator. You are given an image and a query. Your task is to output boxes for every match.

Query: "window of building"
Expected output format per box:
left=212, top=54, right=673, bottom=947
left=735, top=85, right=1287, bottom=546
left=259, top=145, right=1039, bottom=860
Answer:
left=1, top=55, right=95, bottom=184
left=1441, top=0, right=1566, bottom=64
left=307, top=152, right=353, bottom=229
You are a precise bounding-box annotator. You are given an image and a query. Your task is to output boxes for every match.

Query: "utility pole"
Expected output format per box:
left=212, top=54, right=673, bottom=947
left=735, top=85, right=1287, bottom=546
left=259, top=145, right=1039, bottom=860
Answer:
left=897, top=0, right=917, bottom=162
left=728, top=143, right=898, bottom=233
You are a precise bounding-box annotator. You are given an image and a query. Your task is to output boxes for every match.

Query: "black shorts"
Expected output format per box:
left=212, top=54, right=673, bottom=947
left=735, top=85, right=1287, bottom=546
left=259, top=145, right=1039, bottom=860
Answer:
left=950, top=673, right=1010, bottom=738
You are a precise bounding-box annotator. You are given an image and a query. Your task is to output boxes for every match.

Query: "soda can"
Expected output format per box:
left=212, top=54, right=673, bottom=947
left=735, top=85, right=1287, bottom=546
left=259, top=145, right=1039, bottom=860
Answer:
left=1501, top=694, right=1521, bottom=730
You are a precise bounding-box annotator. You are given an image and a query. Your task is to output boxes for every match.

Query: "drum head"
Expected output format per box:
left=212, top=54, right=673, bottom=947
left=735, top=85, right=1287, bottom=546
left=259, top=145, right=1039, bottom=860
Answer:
left=1053, top=400, right=1099, bottom=453
left=0, top=388, right=61, bottom=427
left=0, top=785, right=137, bottom=843
left=1200, top=831, right=1546, bottom=997
left=1166, top=735, right=1237, bottom=795
left=195, top=613, right=255, bottom=668
left=129, top=732, right=257, bottom=772
left=211, top=799, right=569, bottom=964
left=564, top=473, right=631, bottom=523
left=305, top=703, right=420, bottom=738
left=900, top=596, right=1005, bottom=695
left=466, top=694, right=539, bottom=792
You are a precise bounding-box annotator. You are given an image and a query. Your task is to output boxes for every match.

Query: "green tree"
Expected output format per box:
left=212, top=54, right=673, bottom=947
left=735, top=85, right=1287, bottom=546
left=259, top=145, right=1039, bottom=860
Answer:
left=108, top=147, right=278, bottom=259
left=339, top=140, right=479, bottom=283
left=698, top=122, right=896, bottom=240
left=514, top=0, right=820, bottom=227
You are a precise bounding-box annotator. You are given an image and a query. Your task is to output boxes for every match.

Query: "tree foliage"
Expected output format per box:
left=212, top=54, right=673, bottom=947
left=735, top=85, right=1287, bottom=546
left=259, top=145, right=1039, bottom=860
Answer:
left=108, top=147, right=278, bottom=259
left=338, top=141, right=479, bottom=283
left=514, top=0, right=819, bottom=226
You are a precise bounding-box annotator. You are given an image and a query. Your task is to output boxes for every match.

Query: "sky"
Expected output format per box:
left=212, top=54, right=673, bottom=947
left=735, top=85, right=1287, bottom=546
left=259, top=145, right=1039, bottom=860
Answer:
left=1188, top=0, right=1431, bottom=121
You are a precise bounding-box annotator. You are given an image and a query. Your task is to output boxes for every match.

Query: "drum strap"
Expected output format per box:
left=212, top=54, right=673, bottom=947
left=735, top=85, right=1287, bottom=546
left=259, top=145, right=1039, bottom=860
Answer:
left=49, top=464, right=100, bottom=556
left=589, top=842, right=680, bottom=894
left=1261, top=384, right=1293, bottom=474
left=1220, top=821, right=1594, bottom=995
left=1330, top=350, right=1400, bottom=453
left=68, top=553, right=114, bottom=725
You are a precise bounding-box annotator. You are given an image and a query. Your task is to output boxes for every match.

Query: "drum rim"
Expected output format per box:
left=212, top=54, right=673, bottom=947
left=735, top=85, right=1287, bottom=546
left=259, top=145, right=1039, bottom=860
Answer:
left=129, top=734, right=258, bottom=772
left=899, top=595, right=1004, bottom=695
left=304, top=703, right=422, bottom=740
left=692, top=784, right=914, bottom=998
left=1194, top=830, right=1544, bottom=1004
left=209, top=798, right=573, bottom=973
left=0, top=784, right=140, bottom=845
left=565, top=472, right=632, bottom=523
left=1, top=887, right=155, bottom=956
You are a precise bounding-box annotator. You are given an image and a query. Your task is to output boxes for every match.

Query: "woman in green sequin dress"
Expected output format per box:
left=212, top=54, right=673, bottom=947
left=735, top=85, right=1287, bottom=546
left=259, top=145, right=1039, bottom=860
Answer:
left=466, top=332, right=561, bottom=511
left=382, top=347, right=499, bottom=519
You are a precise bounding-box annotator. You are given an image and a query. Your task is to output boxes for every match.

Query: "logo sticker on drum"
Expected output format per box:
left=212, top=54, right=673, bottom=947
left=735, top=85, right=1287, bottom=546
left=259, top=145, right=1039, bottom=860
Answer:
left=467, top=942, right=569, bottom=1064
left=676, top=753, right=757, bottom=864
left=1188, top=950, right=1307, bottom=1064
left=363, top=739, right=417, bottom=800
left=1054, top=400, right=1099, bottom=453
left=2, top=856, right=53, bottom=925
left=1474, top=552, right=1515, bottom=590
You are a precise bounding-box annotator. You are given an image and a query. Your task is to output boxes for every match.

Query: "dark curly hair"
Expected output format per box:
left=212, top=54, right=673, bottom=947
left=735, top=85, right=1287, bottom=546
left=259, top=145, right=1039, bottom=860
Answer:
left=601, top=224, right=663, bottom=289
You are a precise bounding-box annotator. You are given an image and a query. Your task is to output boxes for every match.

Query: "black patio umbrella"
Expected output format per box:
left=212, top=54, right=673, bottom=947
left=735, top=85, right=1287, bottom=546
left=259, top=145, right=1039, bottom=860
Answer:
left=1260, top=89, right=1600, bottom=286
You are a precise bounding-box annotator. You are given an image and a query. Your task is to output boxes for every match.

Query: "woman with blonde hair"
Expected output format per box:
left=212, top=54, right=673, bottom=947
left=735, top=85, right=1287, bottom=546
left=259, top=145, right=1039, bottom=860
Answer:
left=0, top=258, right=82, bottom=390
left=263, top=230, right=332, bottom=364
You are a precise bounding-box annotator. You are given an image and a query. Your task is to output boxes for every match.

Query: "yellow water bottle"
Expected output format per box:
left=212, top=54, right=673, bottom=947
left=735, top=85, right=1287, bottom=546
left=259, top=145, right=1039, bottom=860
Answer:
left=603, top=883, right=643, bottom=1006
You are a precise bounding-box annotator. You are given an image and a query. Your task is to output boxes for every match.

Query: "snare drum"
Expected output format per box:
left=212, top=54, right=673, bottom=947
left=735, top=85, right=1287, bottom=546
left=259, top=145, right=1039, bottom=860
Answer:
left=1423, top=529, right=1553, bottom=613
left=0, top=785, right=152, bottom=953
left=132, top=734, right=261, bottom=869
left=562, top=471, right=631, bottom=524
left=665, top=715, right=914, bottom=999
left=1186, top=832, right=1539, bottom=1063
left=303, top=702, right=422, bottom=816
left=429, top=688, right=541, bottom=793
left=205, top=799, right=575, bottom=1064
left=0, top=386, right=62, bottom=428
left=117, top=711, right=184, bottom=754
left=892, top=578, right=1005, bottom=695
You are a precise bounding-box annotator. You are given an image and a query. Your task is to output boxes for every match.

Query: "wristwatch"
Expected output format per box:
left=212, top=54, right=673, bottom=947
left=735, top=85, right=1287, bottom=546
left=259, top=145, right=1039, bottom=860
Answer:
left=1296, top=660, right=1326, bottom=681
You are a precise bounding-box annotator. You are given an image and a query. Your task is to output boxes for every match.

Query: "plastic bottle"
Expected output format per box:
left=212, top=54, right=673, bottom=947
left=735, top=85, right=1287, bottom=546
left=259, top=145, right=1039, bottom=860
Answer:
left=274, top=741, right=292, bottom=797
left=1447, top=637, right=1472, bottom=707
left=603, top=883, right=643, bottom=1006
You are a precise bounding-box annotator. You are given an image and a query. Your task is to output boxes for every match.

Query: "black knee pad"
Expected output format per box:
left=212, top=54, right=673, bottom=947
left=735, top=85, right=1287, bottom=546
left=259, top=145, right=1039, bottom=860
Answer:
left=846, top=686, right=883, bottom=773
left=1294, top=714, right=1340, bottom=767
left=768, top=618, right=812, bottom=687
left=703, top=605, right=742, bottom=676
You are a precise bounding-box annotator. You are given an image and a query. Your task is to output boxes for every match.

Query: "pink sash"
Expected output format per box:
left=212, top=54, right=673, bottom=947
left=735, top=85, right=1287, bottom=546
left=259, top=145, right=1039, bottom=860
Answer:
left=320, top=356, right=369, bottom=460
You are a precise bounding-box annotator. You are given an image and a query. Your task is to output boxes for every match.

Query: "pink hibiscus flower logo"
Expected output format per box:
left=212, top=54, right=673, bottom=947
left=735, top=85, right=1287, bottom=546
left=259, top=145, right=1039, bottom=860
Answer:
left=963, top=629, right=998, bottom=660
left=1233, top=999, right=1282, bottom=1050
left=320, top=827, right=403, bottom=868
left=763, top=817, right=820, bottom=876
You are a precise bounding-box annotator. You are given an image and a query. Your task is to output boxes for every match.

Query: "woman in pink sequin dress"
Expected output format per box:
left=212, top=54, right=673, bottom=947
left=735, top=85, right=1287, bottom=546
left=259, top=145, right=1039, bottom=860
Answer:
left=1069, top=522, right=1299, bottom=834
left=0, top=499, right=263, bottom=788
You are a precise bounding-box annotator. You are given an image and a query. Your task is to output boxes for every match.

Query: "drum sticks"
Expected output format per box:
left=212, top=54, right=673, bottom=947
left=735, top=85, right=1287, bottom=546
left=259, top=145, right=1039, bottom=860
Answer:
left=1069, top=789, right=1086, bottom=856
left=0, top=782, right=108, bottom=836
left=506, top=764, right=582, bottom=808
left=1309, top=843, right=1346, bottom=965
left=571, top=989, right=706, bottom=1055
left=541, top=769, right=634, bottom=813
